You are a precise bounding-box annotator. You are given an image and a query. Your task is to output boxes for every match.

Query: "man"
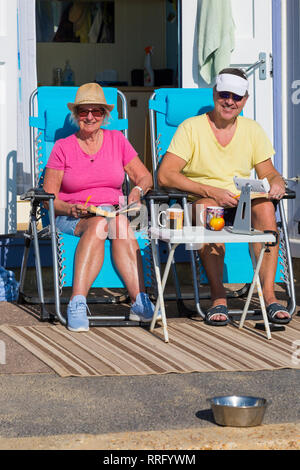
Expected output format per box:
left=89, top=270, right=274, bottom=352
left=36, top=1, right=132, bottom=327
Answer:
left=157, top=68, right=291, bottom=326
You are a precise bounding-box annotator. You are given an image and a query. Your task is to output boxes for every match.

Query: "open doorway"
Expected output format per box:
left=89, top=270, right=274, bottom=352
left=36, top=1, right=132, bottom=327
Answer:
left=35, top=0, right=179, bottom=167
left=35, top=0, right=179, bottom=88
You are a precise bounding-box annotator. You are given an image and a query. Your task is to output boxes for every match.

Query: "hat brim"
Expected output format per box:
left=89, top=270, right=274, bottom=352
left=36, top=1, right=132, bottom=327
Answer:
left=215, top=73, right=249, bottom=97
left=67, top=102, right=114, bottom=113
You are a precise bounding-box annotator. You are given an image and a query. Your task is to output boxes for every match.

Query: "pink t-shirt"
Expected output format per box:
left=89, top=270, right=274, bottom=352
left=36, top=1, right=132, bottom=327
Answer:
left=46, top=130, right=137, bottom=206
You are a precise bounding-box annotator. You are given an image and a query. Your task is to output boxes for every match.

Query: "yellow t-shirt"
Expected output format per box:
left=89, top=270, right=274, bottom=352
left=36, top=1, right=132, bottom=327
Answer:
left=167, top=114, right=275, bottom=195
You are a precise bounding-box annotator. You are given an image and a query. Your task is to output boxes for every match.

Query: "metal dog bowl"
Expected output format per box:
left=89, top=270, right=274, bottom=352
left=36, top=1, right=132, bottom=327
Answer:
left=207, top=395, right=269, bottom=427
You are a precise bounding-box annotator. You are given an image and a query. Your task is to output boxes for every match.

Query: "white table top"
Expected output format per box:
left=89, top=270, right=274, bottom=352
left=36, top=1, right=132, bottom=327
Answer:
left=150, top=226, right=276, bottom=244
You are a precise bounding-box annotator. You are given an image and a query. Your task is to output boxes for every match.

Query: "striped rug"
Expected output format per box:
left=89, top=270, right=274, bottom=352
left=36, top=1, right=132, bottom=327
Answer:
left=1, top=316, right=300, bottom=377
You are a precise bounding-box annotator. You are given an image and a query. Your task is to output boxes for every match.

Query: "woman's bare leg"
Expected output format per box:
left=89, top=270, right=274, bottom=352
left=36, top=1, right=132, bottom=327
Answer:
left=71, top=216, right=109, bottom=298
left=109, top=215, right=145, bottom=301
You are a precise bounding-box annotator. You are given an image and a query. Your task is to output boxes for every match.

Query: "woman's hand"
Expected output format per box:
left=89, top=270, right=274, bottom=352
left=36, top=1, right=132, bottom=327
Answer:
left=70, top=204, right=90, bottom=218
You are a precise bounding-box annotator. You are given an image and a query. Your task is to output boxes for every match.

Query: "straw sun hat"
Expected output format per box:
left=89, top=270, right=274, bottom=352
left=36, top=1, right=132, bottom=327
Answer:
left=67, top=83, right=114, bottom=113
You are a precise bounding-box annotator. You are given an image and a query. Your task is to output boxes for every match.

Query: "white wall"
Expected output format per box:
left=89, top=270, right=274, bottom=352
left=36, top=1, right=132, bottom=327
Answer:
left=0, top=0, right=18, bottom=234
left=181, top=0, right=199, bottom=88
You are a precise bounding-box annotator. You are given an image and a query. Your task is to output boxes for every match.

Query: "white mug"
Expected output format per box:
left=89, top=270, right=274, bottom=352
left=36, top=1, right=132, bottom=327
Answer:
left=158, top=207, right=184, bottom=230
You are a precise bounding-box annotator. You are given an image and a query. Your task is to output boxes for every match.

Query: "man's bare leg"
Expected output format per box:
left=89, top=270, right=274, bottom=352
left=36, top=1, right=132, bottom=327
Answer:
left=194, top=199, right=227, bottom=322
left=251, top=198, right=289, bottom=320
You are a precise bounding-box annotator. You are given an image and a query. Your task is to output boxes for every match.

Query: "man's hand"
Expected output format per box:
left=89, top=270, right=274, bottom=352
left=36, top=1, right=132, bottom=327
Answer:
left=207, top=187, right=239, bottom=208
left=268, top=179, right=286, bottom=200
left=255, top=159, right=286, bottom=200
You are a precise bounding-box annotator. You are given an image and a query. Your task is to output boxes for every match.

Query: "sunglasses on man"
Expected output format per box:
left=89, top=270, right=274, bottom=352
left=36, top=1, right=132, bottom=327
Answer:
left=78, top=107, right=106, bottom=118
left=217, top=91, right=244, bottom=102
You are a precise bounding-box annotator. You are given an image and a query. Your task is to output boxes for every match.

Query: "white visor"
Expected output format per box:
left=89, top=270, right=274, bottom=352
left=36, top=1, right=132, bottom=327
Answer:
left=215, top=73, right=249, bottom=97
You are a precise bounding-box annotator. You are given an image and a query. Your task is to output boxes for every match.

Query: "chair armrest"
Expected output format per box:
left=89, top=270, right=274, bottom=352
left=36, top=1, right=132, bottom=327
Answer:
left=20, top=187, right=55, bottom=202
left=283, top=187, right=296, bottom=199
left=143, top=189, right=170, bottom=202
left=144, top=188, right=189, bottom=202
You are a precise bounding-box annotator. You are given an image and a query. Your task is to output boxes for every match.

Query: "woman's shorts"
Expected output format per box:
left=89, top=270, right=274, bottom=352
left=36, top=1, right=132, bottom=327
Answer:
left=56, top=205, right=118, bottom=236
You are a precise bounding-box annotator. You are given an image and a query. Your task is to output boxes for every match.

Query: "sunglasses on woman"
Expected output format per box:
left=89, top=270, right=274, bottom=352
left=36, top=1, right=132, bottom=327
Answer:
left=78, top=107, right=106, bottom=118
left=217, top=91, right=244, bottom=102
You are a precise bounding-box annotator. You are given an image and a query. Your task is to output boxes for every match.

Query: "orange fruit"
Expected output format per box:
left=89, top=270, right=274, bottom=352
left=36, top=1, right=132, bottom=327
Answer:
left=209, top=216, right=225, bottom=231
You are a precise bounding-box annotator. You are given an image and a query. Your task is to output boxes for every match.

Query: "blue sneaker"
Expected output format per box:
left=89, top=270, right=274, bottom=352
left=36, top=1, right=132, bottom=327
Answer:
left=129, top=293, right=162, bottom=323
left=67, top=295, right=89, bottom=332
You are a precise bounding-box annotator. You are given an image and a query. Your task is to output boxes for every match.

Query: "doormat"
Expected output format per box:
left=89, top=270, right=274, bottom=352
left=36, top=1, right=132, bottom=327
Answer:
left=1, top=317, right=299, bottom=377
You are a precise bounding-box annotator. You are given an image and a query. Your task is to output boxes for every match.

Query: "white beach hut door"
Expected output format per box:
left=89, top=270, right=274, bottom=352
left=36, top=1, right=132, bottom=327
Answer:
left=182, top=0, right=274, bottom=140
left=230, top=0, right=273, bottom=140
left=0, top=0, right=18, bottom=234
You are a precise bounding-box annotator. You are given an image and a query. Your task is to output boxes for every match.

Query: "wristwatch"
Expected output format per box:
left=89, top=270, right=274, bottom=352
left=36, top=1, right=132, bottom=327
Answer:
left=133, top=185, right=144, bottom=198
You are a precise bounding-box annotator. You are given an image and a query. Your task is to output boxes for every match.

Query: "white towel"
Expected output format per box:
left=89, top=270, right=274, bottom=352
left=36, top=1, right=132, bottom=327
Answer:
left=198, top=0, right=235, bottom=84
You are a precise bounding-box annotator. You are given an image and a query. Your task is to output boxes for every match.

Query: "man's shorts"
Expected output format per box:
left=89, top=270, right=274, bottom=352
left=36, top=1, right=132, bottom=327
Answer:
left=224, top=207, right=237, bottom=226
left=223, top=199, right=278, bottom=226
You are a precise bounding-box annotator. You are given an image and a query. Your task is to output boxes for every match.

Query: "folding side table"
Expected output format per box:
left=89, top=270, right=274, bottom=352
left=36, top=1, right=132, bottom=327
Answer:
left=149, top=226, right=277, bottom=342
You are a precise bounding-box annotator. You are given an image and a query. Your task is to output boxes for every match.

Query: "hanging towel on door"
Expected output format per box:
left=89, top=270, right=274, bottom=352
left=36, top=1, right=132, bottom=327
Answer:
left=198, top=0, right=235, bottom=84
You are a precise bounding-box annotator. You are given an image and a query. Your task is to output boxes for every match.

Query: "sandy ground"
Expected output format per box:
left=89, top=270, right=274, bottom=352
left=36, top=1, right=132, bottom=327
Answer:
left=0, top=423, right=299, bottom=450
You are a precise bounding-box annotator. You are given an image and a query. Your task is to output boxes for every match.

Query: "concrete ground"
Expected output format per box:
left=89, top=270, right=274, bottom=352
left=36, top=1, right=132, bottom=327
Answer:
left=0, top=371, right=299, bottom=450
left=0, top=266, right=299, bottom=451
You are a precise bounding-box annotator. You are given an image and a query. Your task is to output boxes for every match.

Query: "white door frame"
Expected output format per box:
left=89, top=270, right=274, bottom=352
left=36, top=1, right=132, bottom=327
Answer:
left=282, top=0, right=300, bottom=257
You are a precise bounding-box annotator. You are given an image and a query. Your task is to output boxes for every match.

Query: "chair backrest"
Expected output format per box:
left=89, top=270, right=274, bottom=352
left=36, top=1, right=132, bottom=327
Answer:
left=29, top=86, right=128, bottom=187
left=27, top=87, right=153, bottom=290
left=149, top=88, right=214, bottom=187
left=148, top=87, right=245, bottom=188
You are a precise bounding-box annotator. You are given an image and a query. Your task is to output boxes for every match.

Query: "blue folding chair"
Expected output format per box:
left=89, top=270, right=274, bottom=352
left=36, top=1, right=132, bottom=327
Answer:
left=18, top=86, right=154, bottom=326
left=148, top=88, right=296, bottom=319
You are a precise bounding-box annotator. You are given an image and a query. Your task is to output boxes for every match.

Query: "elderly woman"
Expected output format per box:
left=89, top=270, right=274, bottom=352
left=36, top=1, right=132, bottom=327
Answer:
left=43, top=82, right=158, bottom=332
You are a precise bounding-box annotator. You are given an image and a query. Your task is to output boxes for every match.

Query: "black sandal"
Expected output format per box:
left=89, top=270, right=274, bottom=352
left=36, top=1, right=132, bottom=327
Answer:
left=266, top=303, right=291, bottom=325
left=205, top=305, right=229, bottom=327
